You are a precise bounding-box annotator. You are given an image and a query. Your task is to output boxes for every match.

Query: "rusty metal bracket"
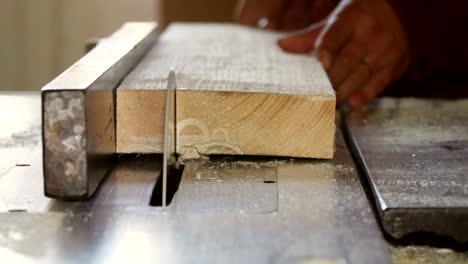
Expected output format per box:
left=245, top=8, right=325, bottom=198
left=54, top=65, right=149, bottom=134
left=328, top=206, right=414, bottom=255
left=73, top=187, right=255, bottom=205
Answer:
left=42, top=22, right=158, bottom=199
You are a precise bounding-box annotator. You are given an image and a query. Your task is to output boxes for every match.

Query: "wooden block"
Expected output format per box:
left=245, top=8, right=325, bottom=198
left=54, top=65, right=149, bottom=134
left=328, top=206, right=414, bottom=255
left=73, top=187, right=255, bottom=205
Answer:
left=117, top=23, right=335, bottom=158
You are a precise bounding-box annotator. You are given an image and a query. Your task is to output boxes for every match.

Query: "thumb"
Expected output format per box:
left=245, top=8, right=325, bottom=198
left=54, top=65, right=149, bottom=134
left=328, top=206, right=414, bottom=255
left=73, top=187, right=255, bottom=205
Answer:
left=278, top=25, right=323, bottom=53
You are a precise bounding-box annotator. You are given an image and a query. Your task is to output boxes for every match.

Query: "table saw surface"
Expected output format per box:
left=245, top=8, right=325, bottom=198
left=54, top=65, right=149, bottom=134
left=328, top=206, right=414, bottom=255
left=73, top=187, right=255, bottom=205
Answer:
left=0, top=92, right=467, bottom=263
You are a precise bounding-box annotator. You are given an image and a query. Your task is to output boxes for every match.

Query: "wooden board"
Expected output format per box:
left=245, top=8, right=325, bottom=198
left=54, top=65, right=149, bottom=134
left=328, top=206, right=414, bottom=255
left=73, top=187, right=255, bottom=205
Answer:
left=117, top=23, right=335, bottom=158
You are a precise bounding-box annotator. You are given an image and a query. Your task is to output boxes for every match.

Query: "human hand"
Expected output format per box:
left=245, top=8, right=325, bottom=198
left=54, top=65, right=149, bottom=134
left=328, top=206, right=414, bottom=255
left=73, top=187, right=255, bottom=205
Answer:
left=278, top=0, right=410, bottom=108
left=236, top=0, right=338, bottom=30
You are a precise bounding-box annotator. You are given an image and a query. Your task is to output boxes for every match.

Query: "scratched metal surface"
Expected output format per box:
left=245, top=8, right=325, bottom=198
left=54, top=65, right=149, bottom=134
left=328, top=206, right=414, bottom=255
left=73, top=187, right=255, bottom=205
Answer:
left=0, top=92, right=392, bottom=263
left=0, top=92, right=41, bottom=178
left=343, top=98, right=468, bottom=242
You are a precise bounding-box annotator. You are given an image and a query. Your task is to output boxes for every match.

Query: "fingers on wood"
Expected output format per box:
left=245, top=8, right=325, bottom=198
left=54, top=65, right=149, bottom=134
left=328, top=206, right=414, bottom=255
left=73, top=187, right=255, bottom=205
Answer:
left=278, top=26, right=323, bottom=53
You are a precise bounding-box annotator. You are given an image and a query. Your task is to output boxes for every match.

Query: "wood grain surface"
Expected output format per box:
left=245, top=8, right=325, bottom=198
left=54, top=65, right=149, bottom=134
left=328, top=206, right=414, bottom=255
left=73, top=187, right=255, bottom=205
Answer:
left=117, top=23, right=335, bottom=158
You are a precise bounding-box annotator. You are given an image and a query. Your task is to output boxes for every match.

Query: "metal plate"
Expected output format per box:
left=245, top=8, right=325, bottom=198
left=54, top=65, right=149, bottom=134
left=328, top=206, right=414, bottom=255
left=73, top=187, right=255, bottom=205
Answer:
left=0, top=145, right=391, bottom=264
left=171, top=158, right=278, bottom=213
left=41, top=22, right=158, bottom=199
left=343, top=98, right=468, bottom=243
left=0, top=93, right=41, bottom=178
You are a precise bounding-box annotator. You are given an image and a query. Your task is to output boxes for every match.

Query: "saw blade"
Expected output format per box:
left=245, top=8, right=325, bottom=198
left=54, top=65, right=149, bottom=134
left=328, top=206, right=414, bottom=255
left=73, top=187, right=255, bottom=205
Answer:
left=162, top=69, right=177, bottom=207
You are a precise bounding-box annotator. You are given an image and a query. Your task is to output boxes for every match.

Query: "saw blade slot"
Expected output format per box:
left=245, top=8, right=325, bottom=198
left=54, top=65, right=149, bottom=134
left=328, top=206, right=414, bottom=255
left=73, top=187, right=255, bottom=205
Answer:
left=149, top=164, right=185, bottom=206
